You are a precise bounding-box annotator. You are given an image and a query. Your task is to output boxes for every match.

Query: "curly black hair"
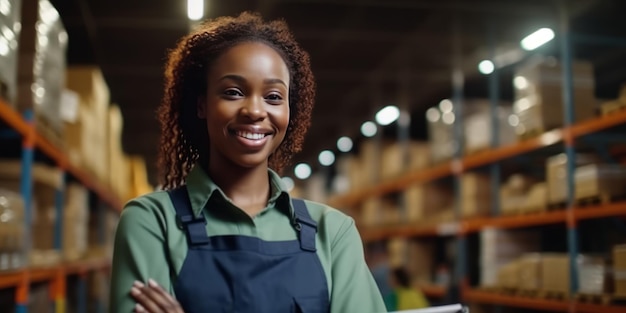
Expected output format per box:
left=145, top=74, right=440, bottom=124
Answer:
left=157, top=12, right=316, bottom=189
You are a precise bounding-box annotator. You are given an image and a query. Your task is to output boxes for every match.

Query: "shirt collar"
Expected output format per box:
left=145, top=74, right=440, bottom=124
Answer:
left=184, top=165, right=293, bottom=218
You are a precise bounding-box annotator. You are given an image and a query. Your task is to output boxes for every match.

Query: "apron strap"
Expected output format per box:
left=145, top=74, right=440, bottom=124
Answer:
left=168, top=186, right=210, bottom=246
left=291, top=199, right=317, bottom=252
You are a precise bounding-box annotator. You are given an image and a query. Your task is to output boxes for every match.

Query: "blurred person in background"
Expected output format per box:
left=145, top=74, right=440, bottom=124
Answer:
left=384, top=267, right=429, bottom=311
left=108, top=12, right=386, bottom=313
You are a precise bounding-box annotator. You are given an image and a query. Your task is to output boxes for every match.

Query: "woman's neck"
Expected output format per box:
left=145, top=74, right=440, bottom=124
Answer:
left=205, top=159, right=271, bottom=217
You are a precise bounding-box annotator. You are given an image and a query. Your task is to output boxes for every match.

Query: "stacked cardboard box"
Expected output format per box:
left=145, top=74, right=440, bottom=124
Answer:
left=0, top=0, right=21, bottom=105
left=62, top=183, right=89, bottom=261
left=380, top=140, right=430, bottom=180
left=65, top=66, right=111, bottom=185
left=461, top=172, right=491, bottom=218
left=574, top=164, right=626, bottom=202
left=615, top=245, right=626, bottom=297
left=546, top=153, right=598, bottom=206
left=512, top=57, right=597, bottom=138
left=464, top=102, right=516, bottom=154
left=403, top=183, right=454, bottom=223
left=0, top=188, right=26, bottom=271
left=480, top=228, right=540, bottom=288
left=17, top=0, right=67, bottom=146
left=500, top=174, right=536, bottom=215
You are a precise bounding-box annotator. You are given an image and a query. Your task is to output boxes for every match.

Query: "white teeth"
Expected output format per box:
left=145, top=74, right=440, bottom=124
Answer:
left=236, top=131, right=266, bottom=140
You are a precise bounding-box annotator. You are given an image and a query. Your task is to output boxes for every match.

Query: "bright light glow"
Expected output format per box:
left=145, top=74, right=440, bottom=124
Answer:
left=426, top=108, right=441, bottom=122
left=281, top=177, right=295, bottom=192
left=478, top=60, right=495, bottom=74
left=375, top=105, right=400, bottom=126
left=187, top=0, right=204, bottom=21
left=361, top=121, right=377, bottom=137
left=294, top=163, right=311, bottom=180
left=521, top=28, right=555, bottom=51
left=0, top=37, right=8, bottom=56
left=514, top=76, right=529, bottom=90
left=442, top=112, right=455, bottom=125
left=318, top=150, right=336, bottom=166
left=514, top=98, right=531, bottom=113
left=337, top=136, right=353, bottom=152
left=439, top=99, right=453, bottom=113
left=508, top=114, right=520, bottom=127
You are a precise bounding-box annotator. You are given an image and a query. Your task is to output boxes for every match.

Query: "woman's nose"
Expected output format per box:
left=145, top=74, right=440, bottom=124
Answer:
left=240, top=97, right=267, bottom=120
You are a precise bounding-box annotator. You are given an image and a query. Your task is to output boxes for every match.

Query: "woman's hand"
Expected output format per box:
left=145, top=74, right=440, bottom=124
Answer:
left=130, top=279, right=184, bottom=313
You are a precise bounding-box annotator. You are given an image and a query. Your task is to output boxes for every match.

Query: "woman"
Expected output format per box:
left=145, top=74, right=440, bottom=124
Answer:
left=109, top=12, right=387, bottom=313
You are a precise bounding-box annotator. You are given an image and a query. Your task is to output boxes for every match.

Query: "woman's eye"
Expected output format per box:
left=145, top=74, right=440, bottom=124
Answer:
left=223, top=89, right=243, bottom=97
left=266, top=93, right=283, bottom=101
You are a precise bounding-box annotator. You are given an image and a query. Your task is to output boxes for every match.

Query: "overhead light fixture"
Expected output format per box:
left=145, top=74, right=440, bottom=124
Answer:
left=439, top=99, right=453, bottom=113
left=478, top=60, right=495, bottom=75
left=337, top=136, right=353, bottom=152
left=187, top=0, right=204, bottom=21
left=318, top=150, right=336, bottom=166
left=361, top=121, right=377, bottom=137
left=520, top=28, right=555, bottom=51
left=281, top=177, right=295, bottom=192
left=375, top=105, right=400, bottom=126
left=294, top=163, right=311, bottom=180
left=426, top=107, right=441, bottom=123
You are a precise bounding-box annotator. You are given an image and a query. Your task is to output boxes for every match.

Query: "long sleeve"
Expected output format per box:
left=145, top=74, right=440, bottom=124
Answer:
left=109, top=200, right=173, bottom=313
left=329, top=217, right=387, bottom=313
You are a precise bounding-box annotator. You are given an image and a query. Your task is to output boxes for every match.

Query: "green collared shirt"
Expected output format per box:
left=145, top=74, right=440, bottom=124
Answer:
left=109, top=166, right=386, bottom=313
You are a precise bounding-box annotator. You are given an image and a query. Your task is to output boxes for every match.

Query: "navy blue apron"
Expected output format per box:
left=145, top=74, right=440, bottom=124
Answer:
left=167, top=186, right=330, bottom=313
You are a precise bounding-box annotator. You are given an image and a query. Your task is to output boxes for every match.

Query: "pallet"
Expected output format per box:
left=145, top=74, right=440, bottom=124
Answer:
left=600, top=100, right=626, bottom=116
left=537, top=290, right=570, bottom=301
left=576, top=193, right=626, bottom=207
left=547, top=201, right=567, bottom=211
left=575, top=293, right=613, bottom=305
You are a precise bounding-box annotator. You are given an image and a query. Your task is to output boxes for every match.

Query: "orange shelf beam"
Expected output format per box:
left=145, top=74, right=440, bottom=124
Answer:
left=0, top=270, right=25, bottom=289
left=0, top=100, right=123, bottom=212
left=0, top=258, right=111, bottom=290
left=463, top=288, right=626, bottom=313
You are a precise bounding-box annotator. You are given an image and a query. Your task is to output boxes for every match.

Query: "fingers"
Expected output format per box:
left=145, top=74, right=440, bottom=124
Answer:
left=130, top=280, right=183, bottom=313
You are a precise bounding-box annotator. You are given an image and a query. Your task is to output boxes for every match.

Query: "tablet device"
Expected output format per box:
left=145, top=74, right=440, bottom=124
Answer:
left=388, top=303, right=468, bottom=313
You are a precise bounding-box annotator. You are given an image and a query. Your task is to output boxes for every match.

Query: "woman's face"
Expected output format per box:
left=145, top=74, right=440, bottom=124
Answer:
left=198, top=42, right=290, bottom=170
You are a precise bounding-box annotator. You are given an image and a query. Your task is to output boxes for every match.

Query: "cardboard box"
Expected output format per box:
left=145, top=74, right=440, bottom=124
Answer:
left=519, top=253, right=542, bottom=291
left=575, top=164, right=626, bottom=202
left=464, top=103, right=516, bottom=154
left=546, top=153, right=599, bottom=205
left=380, top=141, right=430, bottom=180
left=614, top=245, right=626, bottom=297
left=522, top=182, right=548, bottom=213
left=513, top=57, right=597, bottom=138
left=540, top=254, right=569, bottom=295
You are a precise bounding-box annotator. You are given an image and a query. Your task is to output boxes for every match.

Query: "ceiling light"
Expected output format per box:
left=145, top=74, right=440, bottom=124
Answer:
left=521, top=28, right=555, bottom=51
left=442, top=112, right=455, bottom=125
left=294, top=163, right=311, bottom=180
left=426, top=108, right=441, bottom=123
left=337, top=137, right=353, bottom=152
left=281, top=177, right=295, bottom=192
left=439, top=99, right=453, bottom=113
left=361, top=121, right=377, bottom=137
left=514, top=76, right=529, bottom=90
left=318, top=150, right=336, bottom=166
left=187, top=0, right=204, bottom=21
left=375, top=105, right=400, bottom=126
left=478, top=60, right=495, bottom=75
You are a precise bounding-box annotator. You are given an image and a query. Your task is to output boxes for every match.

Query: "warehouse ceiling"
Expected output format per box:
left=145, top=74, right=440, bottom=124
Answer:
left=49, top=0, right=626, bottom=185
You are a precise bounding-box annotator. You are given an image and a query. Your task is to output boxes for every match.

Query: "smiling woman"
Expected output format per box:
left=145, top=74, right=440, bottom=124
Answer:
left=108, top=11, right=386, bottom=313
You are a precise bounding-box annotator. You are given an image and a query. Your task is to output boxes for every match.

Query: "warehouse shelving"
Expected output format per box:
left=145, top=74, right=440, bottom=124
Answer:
left=0, top=97, right=120, bottom=312
left=329, top=108, right=626, bottom=209
left=359, top=200, right=626, bottom=242
left=0, top=100, right=124, bottom=211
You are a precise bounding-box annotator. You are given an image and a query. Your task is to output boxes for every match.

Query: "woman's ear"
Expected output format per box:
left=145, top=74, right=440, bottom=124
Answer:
left=197, top=96, right=206, bottom=119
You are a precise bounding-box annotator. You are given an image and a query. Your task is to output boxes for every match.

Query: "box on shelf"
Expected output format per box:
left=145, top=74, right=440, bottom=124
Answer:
left=65, top=66, right=110, bottom=185
left=522, top=182, right=548, bottom=213
left=546, top=153, right=599, bottom=205
left=426, top=103, right=456, bottom=164
left=496, top=260, right=520, bottom=289
left=0, top=188, right=26, bottom=271
left=403, top=182, right=453, bottom=223
left=614, top=245, right=626, bottom=297
left=512, top=57, right=597, bottom=138
left=0, top=0, right=22, bottom=105
left=361, top=197, right=381, bottom=227
left=500, top=174, right=537, bottom=215
left=62, top=183, right=89, bottom=261
left=17, top=0, right=67, bottom=147
left=406, top=241, right=435, bottom=284
left=335, top=155, right=362, bottom=192
left=464, top=102, right=516, bottom=154
left=127, top=155, right=154, bottom=200
left=574, top=164, right=626, bottom=203
left=577, top=255, right=609, bottom=295
left=0, top=160, right=64, bottom=267
left=461, top=172, right=491, bottom=218
left=480, top=228, right=541, bottom=287
left=518, top=253, right=542, bottom=291
left=380, top=140, right=430, bottom=180
left=540, top=253, right=570, bottom=295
